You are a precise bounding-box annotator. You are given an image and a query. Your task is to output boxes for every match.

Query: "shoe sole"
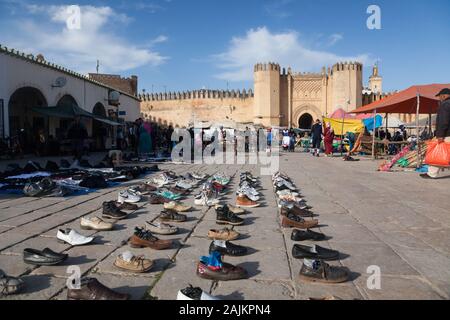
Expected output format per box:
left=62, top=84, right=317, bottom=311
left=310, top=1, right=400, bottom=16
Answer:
left=129, top=243, right=166, bottom=250
left=236, top=204, right=260, bottom=208
left=24, top=259, right=66, bottom=266
left=208, top=235, right=240, bottom=241
left=159, top=218, right=187, bottom=223
left=102, top=214, right=127, bottom=220
left=57, top=239, right=93, bottom=246
left=196, top=270, right=246, bottom=281
left=298, top=273, right=348, bottom=284
left=216, top=220, right=244, bottom=226
left=113, top=261, right=154, bottom=273
left=80, top=225, right=113, bottom=231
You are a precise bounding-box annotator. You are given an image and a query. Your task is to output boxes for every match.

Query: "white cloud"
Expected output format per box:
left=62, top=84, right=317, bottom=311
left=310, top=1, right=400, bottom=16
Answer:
left=3, top=4, right=167, bottom=74
left=213, top=27, right=370, bottom=82
left=328, top=33, right=343, bottom=46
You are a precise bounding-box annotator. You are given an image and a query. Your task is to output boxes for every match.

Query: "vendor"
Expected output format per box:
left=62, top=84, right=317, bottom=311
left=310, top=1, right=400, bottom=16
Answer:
left=421, top=88, right=450, bottom=179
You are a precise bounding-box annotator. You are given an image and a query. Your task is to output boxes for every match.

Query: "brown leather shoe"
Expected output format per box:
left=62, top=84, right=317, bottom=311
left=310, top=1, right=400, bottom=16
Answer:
left=67, top=278, right=130, bottom=300
left=236, top=195, right=260, bottom=208
left=149, top=194, right=171, bottom=204
left=281, top=215, right=319, bottom=229
left=129, top=227, right=172, bottom=250
left=280, top=206, right=314, bottom=218
left=208, top=228, right=240, bottom=241
left=196, top=261, right=247, bottom=281
left=116, top=202, right=139, bottom=211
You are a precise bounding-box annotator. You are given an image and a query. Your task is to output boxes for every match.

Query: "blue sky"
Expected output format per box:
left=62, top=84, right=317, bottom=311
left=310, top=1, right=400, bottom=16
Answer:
left=0, top=0, right=449, bottom=93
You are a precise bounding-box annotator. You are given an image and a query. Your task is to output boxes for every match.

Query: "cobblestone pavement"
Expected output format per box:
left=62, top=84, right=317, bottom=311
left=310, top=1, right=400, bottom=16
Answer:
left=0, top=153, right=449, bottom=300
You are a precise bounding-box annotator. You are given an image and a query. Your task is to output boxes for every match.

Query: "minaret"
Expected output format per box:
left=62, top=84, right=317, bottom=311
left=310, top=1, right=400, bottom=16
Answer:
left=369, top=63, right=383, bottom=94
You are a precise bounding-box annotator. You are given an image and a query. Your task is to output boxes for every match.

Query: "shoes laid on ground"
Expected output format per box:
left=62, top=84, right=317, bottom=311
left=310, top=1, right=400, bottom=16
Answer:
left=23, top=248, right=68, bottom=266
left=0, top=270, right=24, bottom=296
left=196, top=251, right=247, bottom=281
left=209, top=240, right=247, bottom=256
left=113, top=251, right=154, bottom=273
left=159, top=210, right=187, bottom=223
left=145, top=221, right=178, bottom=235
left=164, top=201, right=192, bottom=212
left=207, top=228, right=240, bottom=241
left=237, top=190, right=260, bottom=202
left=177, top=285, right=220, bottom=300
left=136, top=183, right=158, bottom=193
left=116, top=202, right=139, bottom=211
left=176, top=180, right=194, bottom=190
left=194, top=193, right=220, bottom=207
left=129, top=227, right=172, bottom=250
left=280, top=206, right=314, bottom=218
left=155, top=189, right=183, bottom=201
left=292, top=244, right=340, bottom=260
left=281, top=214, right=319, bottom=229
left=298, top=259, right=349, bottom=284
left=191, top=173, right=207, bottom=180
left=67, top=277, right=130, bottom=300
left=169, top=186, right=190, bottom=195
left=118, top=189, right=141, bottom=203
left=102, top=201, right=127, bottom=220
left=216, top=207, right=244, bottom=226
left=291, top=229, right=325, bottom=242
left=148, top=175, right=170, bottom=187
left=149, top=194, right=171, bottom=204
left=81, top=217, right=114, bottom=231
left=236, top=195, right=260, bottom=208
left=57, top=229, right=94, bottom=246
left=279, top=199, right=310, bottom=210
left=277, top=190, right=299, bottom=198
left=278, top=194, right=303, bottom=203
left=215, top=204, right=246, bottom=215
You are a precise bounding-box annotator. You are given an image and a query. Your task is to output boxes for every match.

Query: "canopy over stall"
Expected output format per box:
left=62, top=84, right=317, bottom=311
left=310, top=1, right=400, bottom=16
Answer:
left=328, top=108, right=372, bottom=120
left=350, top=84, right=450, bottom=115
left=32, top=103, right=120, bottom=126
left=350, top=83, right=450, bottom=164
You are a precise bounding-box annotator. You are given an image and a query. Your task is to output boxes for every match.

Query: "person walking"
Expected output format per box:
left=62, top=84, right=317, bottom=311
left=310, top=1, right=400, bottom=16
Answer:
left=421, top=88, right=450, bottom=179
left=323, top=122, right=335, bottom=156
left=311, top=119, right=323, bottom=157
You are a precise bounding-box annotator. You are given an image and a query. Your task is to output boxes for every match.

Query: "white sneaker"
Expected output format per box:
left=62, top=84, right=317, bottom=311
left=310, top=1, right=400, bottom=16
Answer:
left=194, top=194, right=220, bottom=207
left=237, top=191, right=259, bottom=202
left=177, top=286, right=220, bottom=300
left=237, top=185, right=259, bottom=196
left=118, top=190, right=141, bottom=203
left=149, top=175, right=170, bottom=187
left=57, top=229, right=94, bottom=246
left=277, top=190, right=299, bottom=197
left=176, top=180, right=193, bottom=190
left=191, top=173, right=207, bottom=180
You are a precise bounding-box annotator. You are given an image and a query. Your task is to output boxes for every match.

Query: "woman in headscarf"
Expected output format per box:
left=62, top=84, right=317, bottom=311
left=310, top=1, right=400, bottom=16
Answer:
left=324, top=122, right=335, bottom=156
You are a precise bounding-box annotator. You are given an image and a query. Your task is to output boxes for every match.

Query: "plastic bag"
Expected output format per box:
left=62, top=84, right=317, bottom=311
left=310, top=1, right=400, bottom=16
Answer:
left=424, top=140, right=450, bottom=167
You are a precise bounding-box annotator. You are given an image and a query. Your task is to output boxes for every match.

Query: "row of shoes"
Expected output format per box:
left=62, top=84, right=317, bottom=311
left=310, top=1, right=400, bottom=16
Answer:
left=193, top=172, right=232, bottom=207
left=189, top=172, right=264, bottom=296
left=235, top=172, right=262, bottom=208
left=272, top=172, right=350, bottom=284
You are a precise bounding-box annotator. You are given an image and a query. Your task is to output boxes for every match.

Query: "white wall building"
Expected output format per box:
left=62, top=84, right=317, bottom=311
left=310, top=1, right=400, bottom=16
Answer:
left=0, top=45, right=141, bottom=151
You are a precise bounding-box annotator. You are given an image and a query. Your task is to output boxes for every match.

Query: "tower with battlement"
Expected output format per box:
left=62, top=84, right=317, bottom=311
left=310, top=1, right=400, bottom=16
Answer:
left=253, top=63, right=281, bottom=127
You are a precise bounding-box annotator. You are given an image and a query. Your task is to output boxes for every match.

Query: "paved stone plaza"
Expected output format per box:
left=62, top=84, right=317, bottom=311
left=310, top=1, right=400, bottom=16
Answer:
left=0, top=153, right=449, bottom=300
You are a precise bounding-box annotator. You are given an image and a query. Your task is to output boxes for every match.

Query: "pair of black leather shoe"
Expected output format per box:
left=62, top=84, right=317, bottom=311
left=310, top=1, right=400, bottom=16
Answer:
left=291, top=229, right=325, bottom=241
left=23, top=248, right=68, bottom=266
left=292, top=244, right=339, bottom=260
left=209, top=241, right=247, bottom=256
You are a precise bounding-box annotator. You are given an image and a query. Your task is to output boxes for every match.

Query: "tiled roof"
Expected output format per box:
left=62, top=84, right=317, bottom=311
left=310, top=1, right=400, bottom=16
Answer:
left=0, top=44, right=140, bottom=102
